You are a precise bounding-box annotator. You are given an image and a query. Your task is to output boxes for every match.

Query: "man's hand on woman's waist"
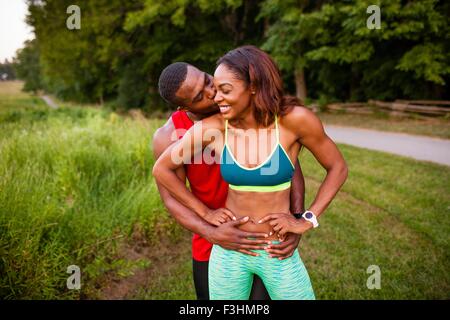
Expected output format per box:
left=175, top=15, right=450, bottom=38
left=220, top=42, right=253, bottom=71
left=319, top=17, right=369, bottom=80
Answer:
left=205, top=216, right=272, bottom=257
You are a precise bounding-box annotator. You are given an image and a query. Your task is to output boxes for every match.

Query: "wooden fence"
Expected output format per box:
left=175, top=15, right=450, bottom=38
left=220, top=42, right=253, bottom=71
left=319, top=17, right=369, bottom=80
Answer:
left=323, top=100, right=450, bottom=117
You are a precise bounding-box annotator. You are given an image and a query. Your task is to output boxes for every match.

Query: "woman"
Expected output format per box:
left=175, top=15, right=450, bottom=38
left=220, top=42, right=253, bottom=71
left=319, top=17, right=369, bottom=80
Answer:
left=153, top=45, right=348, bottom=299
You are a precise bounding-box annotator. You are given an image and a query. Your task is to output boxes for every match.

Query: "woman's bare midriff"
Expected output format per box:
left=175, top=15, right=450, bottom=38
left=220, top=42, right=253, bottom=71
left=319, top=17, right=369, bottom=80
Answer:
left=225, top=188, right=291, bottom=241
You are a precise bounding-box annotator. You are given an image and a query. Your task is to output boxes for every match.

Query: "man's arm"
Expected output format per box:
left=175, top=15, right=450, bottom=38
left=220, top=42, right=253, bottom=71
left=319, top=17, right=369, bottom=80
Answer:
left=152, top=118, right=270, bottom=255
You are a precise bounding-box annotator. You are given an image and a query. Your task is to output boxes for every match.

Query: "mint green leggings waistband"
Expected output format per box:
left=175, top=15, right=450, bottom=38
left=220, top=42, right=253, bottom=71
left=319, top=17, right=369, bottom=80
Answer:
left=208, top=244, right=315, bottom=300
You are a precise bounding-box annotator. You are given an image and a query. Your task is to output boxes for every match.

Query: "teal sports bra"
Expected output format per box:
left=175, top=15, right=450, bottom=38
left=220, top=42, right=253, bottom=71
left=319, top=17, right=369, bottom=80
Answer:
left=220, top=115, right=295, bottom=192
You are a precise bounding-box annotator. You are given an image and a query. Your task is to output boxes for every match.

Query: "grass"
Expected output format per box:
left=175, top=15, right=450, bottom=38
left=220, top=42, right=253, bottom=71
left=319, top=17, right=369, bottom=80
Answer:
left=144, top=146, right=450, bottom=300
left=0, top=81, right=449, bottom=299
left=318, top=111, right=450, bottom=139
left=0, top=82, right=185, bottom=299
left=298, top=146, right=450, bottom=299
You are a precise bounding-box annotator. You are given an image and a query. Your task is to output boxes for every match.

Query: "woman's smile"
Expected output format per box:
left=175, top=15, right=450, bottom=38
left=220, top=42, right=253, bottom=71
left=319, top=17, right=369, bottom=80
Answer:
left=219, top=105, right=232, bottom=114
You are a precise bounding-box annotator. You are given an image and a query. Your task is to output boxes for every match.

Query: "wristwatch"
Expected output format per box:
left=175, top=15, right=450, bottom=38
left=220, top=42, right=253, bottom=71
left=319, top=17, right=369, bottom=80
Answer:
left=301, top=210, right=319, bottom=228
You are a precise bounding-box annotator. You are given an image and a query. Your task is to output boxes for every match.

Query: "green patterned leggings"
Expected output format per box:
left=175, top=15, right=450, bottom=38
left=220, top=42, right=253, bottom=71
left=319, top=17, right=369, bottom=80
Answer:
left=209, top=243, right=315, bottom=300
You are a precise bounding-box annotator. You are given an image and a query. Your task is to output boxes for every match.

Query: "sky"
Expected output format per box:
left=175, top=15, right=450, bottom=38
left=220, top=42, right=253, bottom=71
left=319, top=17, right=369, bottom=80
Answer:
left=0, top=0, right=34, bottom=62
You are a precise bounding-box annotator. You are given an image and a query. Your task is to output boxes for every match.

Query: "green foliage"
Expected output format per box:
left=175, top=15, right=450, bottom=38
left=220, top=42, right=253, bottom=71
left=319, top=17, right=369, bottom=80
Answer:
left=16, top=0, right=450, bottom=108
left=116, top=58, right=150, bottom=110
left=260, top=0, right=449, bottom=101
left=13, top=39, right=43, bottom=93
left=397, top=43, right=450, bottom=85
left=26, top=0, right=135, bottom=103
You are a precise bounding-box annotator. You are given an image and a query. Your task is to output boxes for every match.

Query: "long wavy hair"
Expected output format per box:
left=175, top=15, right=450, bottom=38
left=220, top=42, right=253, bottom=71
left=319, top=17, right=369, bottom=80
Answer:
left=216, top=45, right=302, bottom=127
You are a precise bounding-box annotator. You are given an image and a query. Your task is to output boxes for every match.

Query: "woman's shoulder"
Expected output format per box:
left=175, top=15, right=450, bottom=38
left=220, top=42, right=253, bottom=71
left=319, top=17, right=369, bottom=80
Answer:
left=280, top=105, right=324, bottom=135
left=281, top=105, right=316, bottom=124
left=194, top=113, right=224, bottom=131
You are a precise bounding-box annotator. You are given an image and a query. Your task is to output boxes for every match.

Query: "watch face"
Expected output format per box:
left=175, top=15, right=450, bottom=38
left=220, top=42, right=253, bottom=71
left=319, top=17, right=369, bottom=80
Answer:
left=305, top=212, right=313, bottom=219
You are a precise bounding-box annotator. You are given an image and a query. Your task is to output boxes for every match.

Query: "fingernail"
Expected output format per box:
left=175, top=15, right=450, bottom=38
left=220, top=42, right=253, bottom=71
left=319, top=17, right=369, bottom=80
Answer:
left=233, top=217, right=236, bottom=220
left=269, top=231, right=273, bottom=236
left=243, top=216, right=249, bottom=221
left=258, top=219, right=262, bottom=223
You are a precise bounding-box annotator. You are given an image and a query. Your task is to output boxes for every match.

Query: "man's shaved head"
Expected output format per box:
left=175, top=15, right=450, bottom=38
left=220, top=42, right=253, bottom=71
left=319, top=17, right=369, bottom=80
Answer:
left=158, top=62, right=190, bottom=105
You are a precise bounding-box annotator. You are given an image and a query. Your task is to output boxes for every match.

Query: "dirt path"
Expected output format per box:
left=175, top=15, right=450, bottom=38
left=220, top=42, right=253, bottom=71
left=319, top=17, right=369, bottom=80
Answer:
left=325, top=125, right=450, bottom=166
left=41, top=95, right=59, bottom=109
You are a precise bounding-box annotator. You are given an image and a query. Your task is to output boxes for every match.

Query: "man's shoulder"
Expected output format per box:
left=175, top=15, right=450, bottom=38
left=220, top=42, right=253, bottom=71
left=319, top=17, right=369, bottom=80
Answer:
left=154, top=117, right=175, bottom=139
left=153, top=117, right=176, bottom=157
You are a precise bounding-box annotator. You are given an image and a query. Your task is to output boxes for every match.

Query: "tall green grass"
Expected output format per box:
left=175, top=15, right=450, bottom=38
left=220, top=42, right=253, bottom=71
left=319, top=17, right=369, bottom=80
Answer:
left=0, top=96, right=184, bottom=299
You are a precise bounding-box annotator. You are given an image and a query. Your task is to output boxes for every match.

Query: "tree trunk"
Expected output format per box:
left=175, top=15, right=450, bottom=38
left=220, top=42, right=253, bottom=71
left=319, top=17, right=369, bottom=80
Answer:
left=295, top=67, right=307, bottom=102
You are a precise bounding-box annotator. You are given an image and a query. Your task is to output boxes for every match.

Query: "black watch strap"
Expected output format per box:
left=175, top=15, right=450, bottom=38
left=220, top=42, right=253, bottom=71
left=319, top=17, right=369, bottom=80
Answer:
left=293, top=212, right=303, bottom=219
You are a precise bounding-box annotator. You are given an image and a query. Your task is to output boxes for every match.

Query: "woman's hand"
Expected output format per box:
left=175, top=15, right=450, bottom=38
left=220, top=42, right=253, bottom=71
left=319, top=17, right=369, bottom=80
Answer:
left=204, top=208, right=236, bottom=226
left=258, top=213, right=313, bottom=236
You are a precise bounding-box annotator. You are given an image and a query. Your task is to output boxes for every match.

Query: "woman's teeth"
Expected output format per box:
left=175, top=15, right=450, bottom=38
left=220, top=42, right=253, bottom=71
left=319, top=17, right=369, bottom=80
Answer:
left=219, top=105, right=231, bottom=113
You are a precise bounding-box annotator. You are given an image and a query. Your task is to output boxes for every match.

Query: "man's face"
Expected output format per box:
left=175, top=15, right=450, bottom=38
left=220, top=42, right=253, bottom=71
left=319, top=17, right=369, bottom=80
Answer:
left=175, top=66, right=219, bottom=115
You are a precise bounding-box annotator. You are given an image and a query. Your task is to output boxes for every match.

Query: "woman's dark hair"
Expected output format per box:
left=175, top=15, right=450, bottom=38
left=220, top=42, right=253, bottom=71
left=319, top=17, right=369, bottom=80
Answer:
left=216, top=45, right=302, bottom=126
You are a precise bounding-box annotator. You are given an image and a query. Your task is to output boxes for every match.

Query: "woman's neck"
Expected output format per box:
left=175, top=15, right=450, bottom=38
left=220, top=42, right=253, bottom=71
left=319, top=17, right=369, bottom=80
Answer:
left=229, top=108, right=262, bottom=130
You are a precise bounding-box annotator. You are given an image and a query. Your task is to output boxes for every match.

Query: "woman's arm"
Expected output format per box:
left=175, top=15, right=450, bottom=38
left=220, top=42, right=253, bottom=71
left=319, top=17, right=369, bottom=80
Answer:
left=152, top=116, right=235, bottom=225
left=260, top=107, right=348, bottom=235
left=290, top=158, right=305, bottom=213
left=153, top=120, right=217, bottom=234
left=294, top=107, right=348, bottom=219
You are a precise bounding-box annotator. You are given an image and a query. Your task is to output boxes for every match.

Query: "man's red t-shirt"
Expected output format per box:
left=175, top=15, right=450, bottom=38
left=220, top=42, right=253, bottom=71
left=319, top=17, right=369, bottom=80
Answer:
left=170, top=110, right=228, bottom=261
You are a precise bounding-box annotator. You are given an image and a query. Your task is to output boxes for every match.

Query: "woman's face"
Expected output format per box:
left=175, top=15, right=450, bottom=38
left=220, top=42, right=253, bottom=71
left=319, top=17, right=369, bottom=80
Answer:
left=213, top=63, right=252, bottom=121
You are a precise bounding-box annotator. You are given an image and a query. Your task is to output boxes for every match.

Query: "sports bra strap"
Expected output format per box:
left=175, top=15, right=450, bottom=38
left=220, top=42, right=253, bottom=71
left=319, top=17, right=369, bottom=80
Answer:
left=224, top=119, right=229, bottom=146
left=275, top=114, right=280, bottom=143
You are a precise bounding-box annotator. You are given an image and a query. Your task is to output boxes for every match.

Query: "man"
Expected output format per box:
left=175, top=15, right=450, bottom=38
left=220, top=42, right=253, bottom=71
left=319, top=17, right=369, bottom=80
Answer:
left=153, top=62, right=306, bottom=300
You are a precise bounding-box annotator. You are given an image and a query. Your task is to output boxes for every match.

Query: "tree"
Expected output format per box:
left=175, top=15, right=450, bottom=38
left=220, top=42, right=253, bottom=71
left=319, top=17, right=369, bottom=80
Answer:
left=13, top=39, right=43, bottom=93
left=26, top=0, right=135, bottom=103
left=260, top=0, right=450, bottom=101
left=21, top=0, right=449, bottom=107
